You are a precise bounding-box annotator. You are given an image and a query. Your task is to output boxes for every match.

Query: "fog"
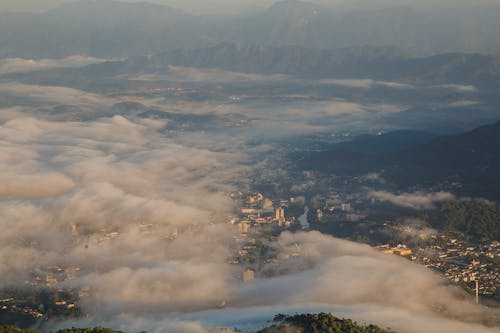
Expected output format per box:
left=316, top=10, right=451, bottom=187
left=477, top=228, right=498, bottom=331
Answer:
left=0, top=68, right=499, bottom=333
left=370, top=191, right=456, bottom=210
left=0, top=1, right=499, bottom=324
left=44, top=233, right=500, bottom=333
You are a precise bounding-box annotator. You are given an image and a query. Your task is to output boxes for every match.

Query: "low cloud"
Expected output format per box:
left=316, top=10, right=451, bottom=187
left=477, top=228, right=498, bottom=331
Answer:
left=0, top=59, right=497, bottom=333
left=317, top=78, right=414, bottom=90
left=430, top=84, right=478, bottom=93
left=0, top=55, right=108, bottom=74
left=233, top=232, right=498, bottom=332
left=46, top=232, right=500, bottom=333
left=361, top=173, right=386, bottom=184
left=0, top=172, right=75, bottom=198
left=0, top=82, right=114, bottom=107
left=385, top=218, right=438, bottom=243
left=370, top=191, right=456, bottom=209
left=131, top=66, right=289, bottom=83
left=0, top=107, right=28, bottom=122
left=376, top=81, right=415, bottom=89
left=0, top=114, right=244, bottom=290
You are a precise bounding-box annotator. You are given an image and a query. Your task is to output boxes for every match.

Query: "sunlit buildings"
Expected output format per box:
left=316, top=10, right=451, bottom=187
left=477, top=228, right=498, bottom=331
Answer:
left=243, top=268, right=255, bottom=282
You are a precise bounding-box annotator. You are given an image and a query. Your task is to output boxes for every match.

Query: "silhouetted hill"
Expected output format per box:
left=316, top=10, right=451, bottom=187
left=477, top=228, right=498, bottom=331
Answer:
left=295, top=130, right=435, bottom=174
left=392, top=120, right=500, bottom=197
left=259, top=313, right=395, bottom=333
left=297, top=121, right=500, bottom=199
left=7, top=43, right=500, bottom=91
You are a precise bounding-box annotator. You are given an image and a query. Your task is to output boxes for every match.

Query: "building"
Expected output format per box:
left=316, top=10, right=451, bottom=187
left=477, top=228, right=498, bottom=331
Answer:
left=377, top=244, right=413, bottom=256
left=394, top=248, right=413, bottom=256
left=316, top=208, right=323, bottom=221
left=71, top=223, right=78, bottom=236
left=275, top=207, right=285, bottom=220
left=45, top=273, right=57, bottom=286
left=341, top=203, right=352, bottom=212
left=376, top=245, right=395, bottom=255
left=243, top=268, right=255, bottom=282
left=262, top=198, right=274, bottom=210
left=239, top=221, right=250, bottom=234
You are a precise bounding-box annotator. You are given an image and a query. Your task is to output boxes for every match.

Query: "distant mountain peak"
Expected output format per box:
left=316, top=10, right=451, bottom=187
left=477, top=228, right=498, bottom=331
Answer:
left=47, top=0, right=186, bottom=15
left=267, top=0, right=325, bottom=15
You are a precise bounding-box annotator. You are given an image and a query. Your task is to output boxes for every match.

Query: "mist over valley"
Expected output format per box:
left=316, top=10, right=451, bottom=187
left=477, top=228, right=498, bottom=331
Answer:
left=0, top=1, right=499, bottom=333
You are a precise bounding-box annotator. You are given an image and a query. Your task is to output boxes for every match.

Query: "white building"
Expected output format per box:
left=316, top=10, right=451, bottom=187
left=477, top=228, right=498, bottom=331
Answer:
left=243, top=268, right=255, bottom=282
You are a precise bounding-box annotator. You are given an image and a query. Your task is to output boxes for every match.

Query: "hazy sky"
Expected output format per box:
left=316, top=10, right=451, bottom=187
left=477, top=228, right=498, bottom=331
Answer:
left=0, top=0, right=278, bottom=14
left=2, top=0, right=500, bottom=15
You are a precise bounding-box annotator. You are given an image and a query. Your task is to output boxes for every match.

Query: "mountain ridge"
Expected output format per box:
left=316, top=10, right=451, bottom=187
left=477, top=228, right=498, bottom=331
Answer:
left=296, top=120, right=500, bottom=200
left=5, top=43, right=500, bottom=89
left=2, top=0, right=500, bottom=58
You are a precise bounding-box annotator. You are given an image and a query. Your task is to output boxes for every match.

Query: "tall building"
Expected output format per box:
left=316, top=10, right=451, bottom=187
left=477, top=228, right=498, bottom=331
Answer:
left=243, top=268, right=255, bottom=282
left=475, top=279, right=479, bottom=304
left=71, top=223, right=78, bottom=236
left=275, top=207, right=285, bottom=220
left=239, top=221, right=250, bottom=234
left=316, top=208, right=323, bottom=221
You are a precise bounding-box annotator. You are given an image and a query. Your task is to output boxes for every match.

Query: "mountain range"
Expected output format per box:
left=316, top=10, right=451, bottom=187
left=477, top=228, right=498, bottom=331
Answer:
left=146, top=44, right=500, bottom=86
left=8, top=43, right=500, bottom=89
left=2, top=0, right=500, bottom=58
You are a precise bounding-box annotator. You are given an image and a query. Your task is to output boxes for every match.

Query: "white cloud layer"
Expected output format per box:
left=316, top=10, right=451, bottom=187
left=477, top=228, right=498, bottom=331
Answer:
left=0, top=112, right=496, bottom=333
left=318, top=79, right=414, bottom=90
left=0, top=55, right=108, bottom=74
left=0, top=57, right=497, bottom=333
left=370, top=191, right=456, bottom=209
left=131, top=66, right=289, bottom=83
left=46, top=232, right=500, bottom=333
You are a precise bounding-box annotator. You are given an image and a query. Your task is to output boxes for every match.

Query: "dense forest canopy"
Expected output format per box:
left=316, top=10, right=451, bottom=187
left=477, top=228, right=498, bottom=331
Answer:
left=258, top=313, right=395, bottom=333
left=432, top=200, right=500, bottom=242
